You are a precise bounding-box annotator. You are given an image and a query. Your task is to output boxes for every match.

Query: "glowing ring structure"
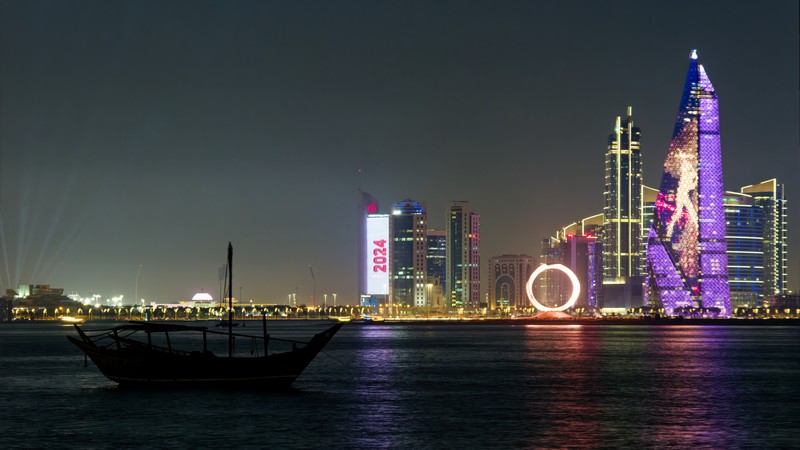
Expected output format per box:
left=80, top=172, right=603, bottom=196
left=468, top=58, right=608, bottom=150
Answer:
left=525, top=263, right=581, bottom=312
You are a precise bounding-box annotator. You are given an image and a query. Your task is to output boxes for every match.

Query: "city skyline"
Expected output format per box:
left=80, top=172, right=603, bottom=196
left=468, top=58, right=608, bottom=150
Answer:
left=1, top=1, right=798, bottom=304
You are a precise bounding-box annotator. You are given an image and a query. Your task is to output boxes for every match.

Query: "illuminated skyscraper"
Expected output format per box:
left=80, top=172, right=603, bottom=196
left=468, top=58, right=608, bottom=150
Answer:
left=357, top=189, right=380, bottom=299
left=739, top=179, right=788, bottom=300
left=391, top=199, right=427, bottom=307
left=724, top=191, right=764, bottom=308
left=645, top=50, right=730, bottom=315
left=446, top=201, right=480, bottom=308
left=426, top=229, right=447, bottom=295
left=725, top=180, right=788, bottom=308
left=603, top=106, right=642, bottom=280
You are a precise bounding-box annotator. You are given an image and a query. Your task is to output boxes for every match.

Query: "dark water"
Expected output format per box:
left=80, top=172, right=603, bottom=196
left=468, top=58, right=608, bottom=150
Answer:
left=1, top=321, right=799, bottom=449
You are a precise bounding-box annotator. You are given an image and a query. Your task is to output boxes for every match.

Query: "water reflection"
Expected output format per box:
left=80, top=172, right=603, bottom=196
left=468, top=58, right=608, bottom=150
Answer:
left=645, top=326, right=748, bottom=446
left=5, top=322, right=798, bottom=448
left=516, top=325, right=779, bottom=447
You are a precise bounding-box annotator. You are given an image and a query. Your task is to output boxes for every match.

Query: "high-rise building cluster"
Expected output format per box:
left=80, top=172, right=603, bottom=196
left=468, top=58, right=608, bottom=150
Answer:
left=358, top=51, right=788, bottom=317
left=358, top=197, right=481, bottom=312
left=540, top=51, right=788, bottom=316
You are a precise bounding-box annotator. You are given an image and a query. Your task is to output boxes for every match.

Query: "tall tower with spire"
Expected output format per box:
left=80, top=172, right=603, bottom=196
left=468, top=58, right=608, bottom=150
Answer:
left=603, top=106, right=642, bottom=281
left=645, top=50, right=731, bottom=315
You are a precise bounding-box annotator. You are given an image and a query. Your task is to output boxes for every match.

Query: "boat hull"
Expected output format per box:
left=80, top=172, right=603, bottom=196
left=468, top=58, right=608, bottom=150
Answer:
left=68, top=323, right=342, bottom=389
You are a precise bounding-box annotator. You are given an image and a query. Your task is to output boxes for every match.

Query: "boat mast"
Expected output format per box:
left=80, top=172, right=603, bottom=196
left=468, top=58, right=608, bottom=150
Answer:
left=228, top=242, right=233, bottom=357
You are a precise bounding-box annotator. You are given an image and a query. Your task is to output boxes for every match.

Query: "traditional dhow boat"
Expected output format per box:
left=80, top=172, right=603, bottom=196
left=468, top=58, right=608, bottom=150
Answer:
left=67, top=243, right=342, bottom=388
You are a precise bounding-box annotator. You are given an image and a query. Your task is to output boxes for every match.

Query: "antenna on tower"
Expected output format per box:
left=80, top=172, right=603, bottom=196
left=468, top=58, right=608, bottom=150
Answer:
left=356, top=168, right=363, bottom=190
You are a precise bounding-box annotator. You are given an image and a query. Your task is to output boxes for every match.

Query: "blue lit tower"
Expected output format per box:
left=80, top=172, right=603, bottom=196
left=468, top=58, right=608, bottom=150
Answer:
left=645, top=50, right=730, bottom=315
left=391, top=199, right=427, bottom=307
left=603, top=106, right=643, bottom=281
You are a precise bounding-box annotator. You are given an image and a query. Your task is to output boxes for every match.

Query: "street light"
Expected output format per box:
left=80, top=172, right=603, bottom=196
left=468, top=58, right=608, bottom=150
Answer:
left=135, top=264, right=142, bottom=306
left=308, top=266, right=316, bottom=307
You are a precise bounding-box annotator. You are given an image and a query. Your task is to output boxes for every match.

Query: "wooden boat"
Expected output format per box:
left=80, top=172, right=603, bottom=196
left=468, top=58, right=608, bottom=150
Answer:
left=67, top=243, right=343, bottom=388
left=67, top=320, right=342, bottom=388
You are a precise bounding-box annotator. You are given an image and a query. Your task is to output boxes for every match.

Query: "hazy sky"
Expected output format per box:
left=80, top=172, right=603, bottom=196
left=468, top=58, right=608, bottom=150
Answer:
left=1, top=0, right=798, bottom=304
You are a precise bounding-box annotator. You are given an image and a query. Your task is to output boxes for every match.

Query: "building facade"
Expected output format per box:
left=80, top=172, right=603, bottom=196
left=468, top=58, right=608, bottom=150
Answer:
left=603, top=106, right=643, bottom=281
left=446, top=201, right=480, bottom=308
left=426, top=229, right=447, bottom=305
left=357, top=190, right=380, bottom=299
left=640, top=185, right=658, bottom=271
left=390, top=199, right=427, bottom=308
left=725, top=179, right=789, bottom=307
left=488, top=255, right=534, bottom=310
left=539, top=235, right=603, bottom=310
left=725, top=191, right=764, bottom=308
left=741, top=179, right=788, bottom=299
left=645, top=50, right=731, bottom=315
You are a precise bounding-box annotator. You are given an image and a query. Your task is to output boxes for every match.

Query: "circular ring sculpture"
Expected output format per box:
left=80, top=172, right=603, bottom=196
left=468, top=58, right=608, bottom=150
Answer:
left=525, top=263, right=581, bottom=312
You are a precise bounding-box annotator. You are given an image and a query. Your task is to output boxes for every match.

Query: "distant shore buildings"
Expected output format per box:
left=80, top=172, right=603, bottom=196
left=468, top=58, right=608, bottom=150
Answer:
left=354, top=50, right=787, bottom=318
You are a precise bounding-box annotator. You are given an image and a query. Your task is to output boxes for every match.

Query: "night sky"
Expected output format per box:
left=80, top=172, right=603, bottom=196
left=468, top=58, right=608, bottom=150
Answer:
left=1, top=1, right=798, bottom=304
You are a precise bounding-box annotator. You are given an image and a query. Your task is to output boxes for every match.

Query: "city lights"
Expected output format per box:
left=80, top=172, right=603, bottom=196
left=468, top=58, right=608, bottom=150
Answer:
left=525, top=264, right=581, bottom=312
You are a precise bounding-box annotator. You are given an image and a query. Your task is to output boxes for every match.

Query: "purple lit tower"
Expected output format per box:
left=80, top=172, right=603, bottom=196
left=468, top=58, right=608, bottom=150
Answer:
left=645, top=50, right=730, bottom=315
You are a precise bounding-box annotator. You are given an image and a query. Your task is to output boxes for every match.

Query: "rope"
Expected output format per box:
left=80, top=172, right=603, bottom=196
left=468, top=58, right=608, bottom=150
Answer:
left=319, top=349, right=347, bottom=367
left=250, top=337, right=258, bottom=356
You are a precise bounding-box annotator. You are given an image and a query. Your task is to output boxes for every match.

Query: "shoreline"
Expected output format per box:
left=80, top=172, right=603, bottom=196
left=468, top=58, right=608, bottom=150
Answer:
left=6, top=317, right=800, bottom=326
left=360, top=317, right=800, bottom=326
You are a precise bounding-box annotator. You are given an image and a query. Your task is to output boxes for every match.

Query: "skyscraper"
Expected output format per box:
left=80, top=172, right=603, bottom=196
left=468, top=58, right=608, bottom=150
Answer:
left=724, top=191, right=764, bottom=308
left=426, top=229, right=447, bottom=295
left=357, top=189, right=380, bottom=299
left=391, top=199, right=427, bottom=308
left=645, top=50, right=730, bottom=315
left=603, top=106, right=643, bottom=280
left=446, top=201, right=480, bottom=308
left=740, top=179, right=788, bottom=300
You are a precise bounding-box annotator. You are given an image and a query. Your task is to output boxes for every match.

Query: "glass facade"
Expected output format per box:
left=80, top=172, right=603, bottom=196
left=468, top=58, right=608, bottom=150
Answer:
left=391, top=200, right=427, bottom=307
left=725, top=192, right=763, bottom=308
left=645, top=51, right=731, bottom=315
left=426, top=230, right=447, bottom=295
left=603, top=107, right=642, bottom=280
left=740, top=179, right=788, bottom=299
left=446, top=202, right=480, bottom=308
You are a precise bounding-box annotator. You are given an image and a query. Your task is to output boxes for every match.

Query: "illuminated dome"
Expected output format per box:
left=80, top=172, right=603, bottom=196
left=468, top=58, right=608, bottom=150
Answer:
left=191, top=292, right=214, bottom=302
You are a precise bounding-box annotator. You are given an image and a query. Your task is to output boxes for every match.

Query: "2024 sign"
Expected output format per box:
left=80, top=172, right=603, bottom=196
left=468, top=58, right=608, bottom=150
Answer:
left=372, top=239, right=387, bottom=272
